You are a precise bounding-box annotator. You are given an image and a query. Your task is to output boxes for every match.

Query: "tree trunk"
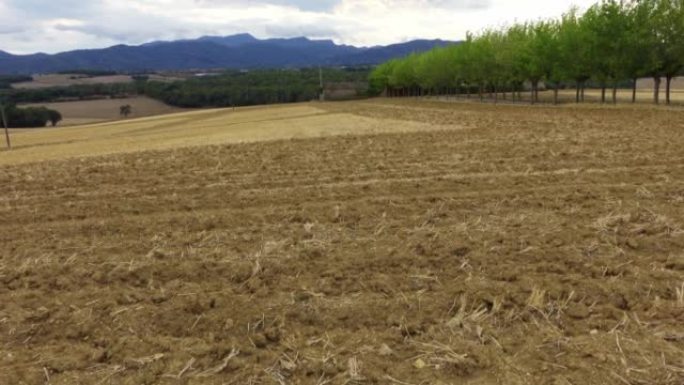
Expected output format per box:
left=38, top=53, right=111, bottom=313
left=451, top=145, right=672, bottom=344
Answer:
left=666, top=76, right=672, bottom=105
left=479, top=85, right=484, bottom=102
left=601, top=86, right=606, bottom=104
left=632, top=78, right=637, bottom=103
left=612, top=85, right=617, bottom=104
left=654, top=77, right=661, bottom=104
left=531, top=82, right=536, bottom=105
left=553, top=84, right=559, bottom=105
left=581, top=83, right=585, bottom=102
left=576, top=81, right=581, bottom=103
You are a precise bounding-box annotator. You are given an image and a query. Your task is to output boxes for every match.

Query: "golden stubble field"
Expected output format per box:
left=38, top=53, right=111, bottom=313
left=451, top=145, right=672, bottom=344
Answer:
left=1, top=99, right=683, bottom=385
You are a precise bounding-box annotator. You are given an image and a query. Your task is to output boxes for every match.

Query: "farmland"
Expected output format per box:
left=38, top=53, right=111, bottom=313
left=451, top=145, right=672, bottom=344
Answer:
left=424, top=83, right=684, bottom=105
left=20, top=96, right=187, bottom=126
left=11, top=74, right=135, bottom=89
left=10, top=74, right=181, bottom=90
left=1, top=99, right=683, bottom=385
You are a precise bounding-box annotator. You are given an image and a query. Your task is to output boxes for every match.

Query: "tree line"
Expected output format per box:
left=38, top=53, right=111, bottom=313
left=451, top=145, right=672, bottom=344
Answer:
left=1, top=82, right=141, bottom=104
left=143, top=68, right=369, bottom=108
left=369, top=0, right=684, bottom=105
left=0, top=75, right=32, bottom=89
left=1, top=105, right=62, bottom=128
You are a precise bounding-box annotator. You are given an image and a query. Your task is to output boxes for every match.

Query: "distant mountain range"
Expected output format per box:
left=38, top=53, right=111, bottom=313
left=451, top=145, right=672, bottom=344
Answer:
left=0, top=34, right=456, bottom=74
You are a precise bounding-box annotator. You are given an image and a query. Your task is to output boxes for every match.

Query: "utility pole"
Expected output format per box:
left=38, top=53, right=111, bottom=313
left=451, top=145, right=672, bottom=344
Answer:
left=1, top=104, right=10, bottom=150
left=319, top=66, right=325, bottom=102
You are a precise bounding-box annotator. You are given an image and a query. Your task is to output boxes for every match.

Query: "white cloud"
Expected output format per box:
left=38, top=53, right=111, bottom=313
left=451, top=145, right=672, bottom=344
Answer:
left=0, top=0, right=598, bottom=54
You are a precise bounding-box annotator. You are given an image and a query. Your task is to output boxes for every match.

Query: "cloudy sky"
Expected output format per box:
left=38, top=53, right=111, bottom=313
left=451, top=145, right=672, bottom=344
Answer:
left=0, top=0, right=597, bottom=54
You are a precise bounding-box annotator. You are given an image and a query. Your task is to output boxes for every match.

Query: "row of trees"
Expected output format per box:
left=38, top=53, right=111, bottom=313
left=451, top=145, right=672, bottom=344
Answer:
left=369, top=0, right=684, bottom=105
left=1, top=82, right=141, bottom=104
left=143, top=68, right=369, bottom=108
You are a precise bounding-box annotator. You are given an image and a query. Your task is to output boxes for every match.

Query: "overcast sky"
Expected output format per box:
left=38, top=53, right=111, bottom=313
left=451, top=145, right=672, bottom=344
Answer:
left=0, top=0, right=598, bottom=55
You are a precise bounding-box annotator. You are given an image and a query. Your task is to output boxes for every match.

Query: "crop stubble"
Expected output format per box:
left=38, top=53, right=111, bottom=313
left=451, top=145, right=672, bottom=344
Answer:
left=1, top=100, right=683, bottom=384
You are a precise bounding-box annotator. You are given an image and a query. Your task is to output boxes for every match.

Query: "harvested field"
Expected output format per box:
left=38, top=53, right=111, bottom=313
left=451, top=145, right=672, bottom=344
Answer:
left=11, top=74, right=134, bottom=89
left=21, top=96, right=187, bottom=126
left=1, top=104, right=445, bottom=165
left=1, top=99, right=683, bottom=385
left=426, top=81, right=684, bottom=105
left=552, top=88, right=684, bottom=104
left=637, top=76, right=684, bottom=90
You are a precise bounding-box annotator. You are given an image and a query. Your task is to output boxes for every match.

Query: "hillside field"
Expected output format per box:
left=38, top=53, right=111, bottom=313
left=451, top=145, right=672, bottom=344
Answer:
left=10, top=74, right=181, bottom=90
left=20, top=96, right=187, bottom=127
left=1, top=100, right=683, bottom=385
left=11, top=74, right=135, bottom=89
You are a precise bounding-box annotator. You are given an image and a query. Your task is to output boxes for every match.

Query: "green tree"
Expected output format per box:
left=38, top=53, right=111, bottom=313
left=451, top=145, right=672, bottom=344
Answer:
left=623, top=0, right=655, bottom=103
left=638, top=0, right=683, bottom=104
left=583, top=4, right=611, bottom=103
left=119, top=104, right=132, bottom=118
left=48, top=110, right=62, bottom=127
left=389, top=54, right=420, bottom=96
left=655, top=0, right=684, bottom=104
left=368, top=60, right=397, bottom=96
left=521, top=22, right=557, bottom=104
left=558, top=8, right=594, bottom=102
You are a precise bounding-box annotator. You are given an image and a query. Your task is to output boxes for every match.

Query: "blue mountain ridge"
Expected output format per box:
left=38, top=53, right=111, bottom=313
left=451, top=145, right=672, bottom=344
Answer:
left=0, top=34, right=457, bottom=74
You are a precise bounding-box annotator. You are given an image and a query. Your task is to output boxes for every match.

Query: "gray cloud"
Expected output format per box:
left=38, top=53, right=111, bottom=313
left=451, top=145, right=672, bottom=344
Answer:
left=0, top=26, right=25, bottom=35
left=0, top=0, right=596, bottom=55
left=195, top=0, right=340, bottom=12
left=263, top=21, right=343, bottom=40
left=4, top=0, right=99, bottom=18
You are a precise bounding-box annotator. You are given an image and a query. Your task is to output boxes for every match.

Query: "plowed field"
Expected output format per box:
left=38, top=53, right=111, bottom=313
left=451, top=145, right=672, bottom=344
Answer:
left=1, top=100, right=683, bottom=385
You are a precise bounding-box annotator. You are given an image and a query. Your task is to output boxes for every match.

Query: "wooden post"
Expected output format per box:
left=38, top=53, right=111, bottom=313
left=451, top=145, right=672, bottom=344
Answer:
left=1, top=105, right=10, bottom=150
left=318, top=66, right=325, bottom=101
